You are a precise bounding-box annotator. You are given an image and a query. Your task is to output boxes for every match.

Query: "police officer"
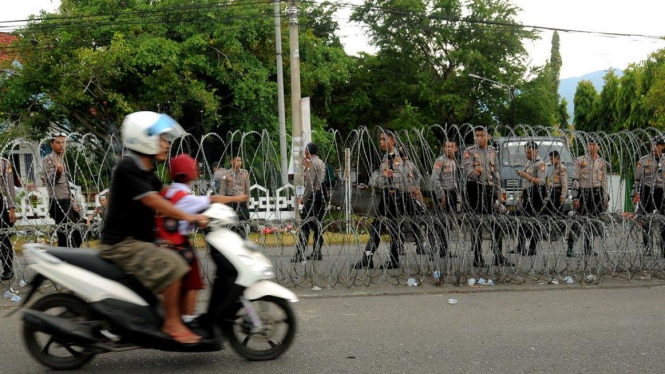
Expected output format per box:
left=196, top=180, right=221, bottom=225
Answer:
left=400, top=147, right=426, bottom=255
left=631, top=137, right=665, bottom=257
left=354, top=130, right=412, bottom=269
left=570, top=137, right=610, bottom=257
left=430, top=139, right=460, bottom=258
left=292, top=143, right=327, bottom=262
left=545, top=150, right=568, bottom=216
left=212, top=162, right=225, bottom=194
left=513, top=141, right=547, bottom=256
left=43, top=132, right=83, bottom=248
left=219, top=155, right=250, bottom=239
left=86, top=193, right=109, bottom=226
left=0, top=156, right=16, bottom=280
left=463, top=126, right=511, bottom=267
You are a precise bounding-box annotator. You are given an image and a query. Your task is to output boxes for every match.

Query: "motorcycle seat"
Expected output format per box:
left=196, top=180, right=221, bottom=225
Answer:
left=45, top=247, right=158, bottom=306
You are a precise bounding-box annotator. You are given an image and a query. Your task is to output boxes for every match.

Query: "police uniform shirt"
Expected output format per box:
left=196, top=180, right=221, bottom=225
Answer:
left=0, top=157, right=16, bottom=209
left=430, top=156, right=458, bottom=200
left=213, top=169, right=226, bottom=191
left=572, top=154, right=610, bottom=189
left=219, top=168, right=250, bottom=197
left=43, top=152, right=71, bottom=200
left=548, top=163, right=569, bottom=194
left=462, top=145, right=502, bottom=197
left=376, top=151, right=410, bottom=190
left=521, top=156, right=546, bottom=189
left=303, top=155, right=326, bottom=201
left=404, top=159, right=421, bottom=192
left=632, top=154, right=664, bottom=196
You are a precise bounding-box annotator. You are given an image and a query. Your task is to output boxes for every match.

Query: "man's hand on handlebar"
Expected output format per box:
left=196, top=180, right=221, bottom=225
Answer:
left=188, top=214, right=209, bottom=229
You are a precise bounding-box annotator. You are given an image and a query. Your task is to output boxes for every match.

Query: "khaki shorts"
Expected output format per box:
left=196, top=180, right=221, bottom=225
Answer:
left=99, top=238, right=190, bottom=294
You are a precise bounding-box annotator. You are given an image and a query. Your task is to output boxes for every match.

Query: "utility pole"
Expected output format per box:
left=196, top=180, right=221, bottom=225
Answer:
left=288, top=0, right=303, bottom=215
left=274, top=0, right=288, bottom=186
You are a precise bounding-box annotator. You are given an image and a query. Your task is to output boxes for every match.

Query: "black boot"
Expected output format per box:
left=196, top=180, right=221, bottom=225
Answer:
left=494, top=255, right=514, bottom=267
left=473, top=249, right=485, bottom=268
left=306, top=251, right=323, bottom=261
left=353, top=254, right=374, bottom=269
left=509, top=246, right=526, bottom=255
left=290, top=250, right=304, bottom=263
left=0, top=271, right=13, bottom=281
left=380, top=260, right=400, bottom=270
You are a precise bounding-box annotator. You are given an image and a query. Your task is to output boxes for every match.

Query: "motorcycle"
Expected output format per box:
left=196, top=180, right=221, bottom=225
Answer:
left=14, top=203, right=298, bottom=370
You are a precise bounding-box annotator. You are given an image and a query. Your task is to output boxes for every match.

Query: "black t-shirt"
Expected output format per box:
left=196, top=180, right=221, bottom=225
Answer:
left=101, top=156, right=163, bottom=245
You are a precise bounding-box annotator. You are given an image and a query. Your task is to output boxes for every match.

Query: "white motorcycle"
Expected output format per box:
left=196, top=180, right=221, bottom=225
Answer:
left=15, top=203, right=298, bottom=370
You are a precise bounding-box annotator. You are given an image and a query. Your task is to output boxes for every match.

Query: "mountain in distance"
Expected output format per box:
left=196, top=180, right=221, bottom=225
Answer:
left=558, top=68, right=623, bottom=121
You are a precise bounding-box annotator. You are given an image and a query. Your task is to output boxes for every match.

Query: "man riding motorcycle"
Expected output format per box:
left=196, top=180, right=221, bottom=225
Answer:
left=99, top=111, right=208, bottom=344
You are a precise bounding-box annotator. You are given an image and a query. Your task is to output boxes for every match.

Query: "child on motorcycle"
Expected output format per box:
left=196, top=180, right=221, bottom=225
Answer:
left=156, top=154, right=249, bottom=321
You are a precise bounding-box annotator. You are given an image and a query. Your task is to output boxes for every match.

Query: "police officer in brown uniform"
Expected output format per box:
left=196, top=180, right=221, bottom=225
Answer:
left=219, top=156, right=250, bottom=239
left=545, top=150, right=568, bottom=216
left=292, top=143, right=327, bottom=262
left=400, top=148, right=426, bottom=255
left=570, top=137, right=610, bottom=257
left=212, top=162, right=225, bottom=194
left=43, top=132, right=83, bottom=248
left=514, top=141, right=547, bottom=256
left=430, top=140, right=460, bottom=257
left=631, top=136, right=665, bottom=257
left=354, top=131, right=413, bottom=269
left=463, top=126, right=511, bottom=267
left=0, top=157, right=17, bottom=280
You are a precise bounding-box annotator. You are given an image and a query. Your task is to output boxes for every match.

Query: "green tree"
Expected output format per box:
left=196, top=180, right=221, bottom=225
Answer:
left=573, top=80, right=599, bottom=132
left=349, top=0, right=537, bottom=128
left=512, top=66, right=557, bottom=127
left=557, top=97, right=570, bottom=129
left=594, top=70, right=621, bottom=132
left=549, top=31, right=562, bottom=95
left=0, top=0, right=353, bottom=143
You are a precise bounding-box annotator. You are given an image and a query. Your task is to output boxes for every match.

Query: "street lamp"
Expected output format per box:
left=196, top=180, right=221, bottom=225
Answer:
left=469, top=73, right=515, bottom=126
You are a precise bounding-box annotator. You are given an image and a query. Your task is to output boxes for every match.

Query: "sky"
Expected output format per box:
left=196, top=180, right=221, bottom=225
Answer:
left=3, top=0, right=665, bottom=79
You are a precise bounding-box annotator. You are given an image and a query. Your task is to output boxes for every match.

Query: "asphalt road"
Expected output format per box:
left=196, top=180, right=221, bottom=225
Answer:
left=1, top=286, right=665, bottom=374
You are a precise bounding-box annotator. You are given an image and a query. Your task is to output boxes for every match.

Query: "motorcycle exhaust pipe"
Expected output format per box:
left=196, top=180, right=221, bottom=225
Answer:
left=23, top=310, right=99, bottom=346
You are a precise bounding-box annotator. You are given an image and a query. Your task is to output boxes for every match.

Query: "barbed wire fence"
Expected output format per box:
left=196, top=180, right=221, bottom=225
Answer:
left=2, top=124, right=665, bottom=296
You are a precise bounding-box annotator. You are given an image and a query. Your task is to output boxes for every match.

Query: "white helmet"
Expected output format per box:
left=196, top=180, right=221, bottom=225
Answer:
left=121, top=111, right=186, bottom=155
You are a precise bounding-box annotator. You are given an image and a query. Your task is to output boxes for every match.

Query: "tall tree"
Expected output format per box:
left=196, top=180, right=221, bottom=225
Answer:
left=573, top=80, right=599, bottom=132
left=349, top=0, right=537, bottom=128
left=549, top=31, right=562, bottom=95
left=557, top=97, right=570, bottom=129
left=595, top=70, right=621, bottom=132
left=0, top=0, right=353, bottom=140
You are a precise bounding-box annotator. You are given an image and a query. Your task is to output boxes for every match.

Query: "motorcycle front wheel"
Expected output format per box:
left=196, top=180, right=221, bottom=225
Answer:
left=22, top=293, right=97, bottom=370
left=221, top=296, right=296, bottom=361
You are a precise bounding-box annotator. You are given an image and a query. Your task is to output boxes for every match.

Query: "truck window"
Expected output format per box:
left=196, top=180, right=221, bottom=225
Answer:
left=501, top=140, right=574, bottom=167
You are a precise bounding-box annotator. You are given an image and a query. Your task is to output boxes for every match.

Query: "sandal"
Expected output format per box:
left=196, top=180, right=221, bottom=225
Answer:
left=168, top=332, right=201, bottom=344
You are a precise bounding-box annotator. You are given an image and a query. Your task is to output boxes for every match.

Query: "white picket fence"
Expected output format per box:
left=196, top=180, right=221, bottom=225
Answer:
left=12, top=183, right=298, bottom=227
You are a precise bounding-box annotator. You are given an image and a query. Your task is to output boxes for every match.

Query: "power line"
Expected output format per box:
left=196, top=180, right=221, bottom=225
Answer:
left=309, top=0, right=665, bottom=41
left=0, top=0, right=275, bottom=26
